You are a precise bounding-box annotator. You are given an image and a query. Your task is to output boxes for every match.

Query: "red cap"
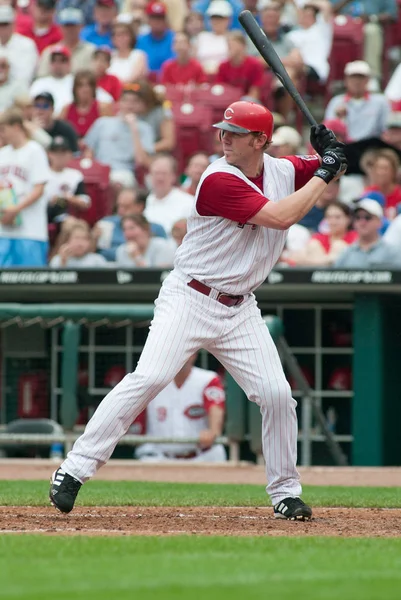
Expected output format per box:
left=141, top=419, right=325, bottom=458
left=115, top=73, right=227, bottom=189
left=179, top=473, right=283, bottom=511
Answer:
left=96, top=0, right=116, bottom=6
left=145, top=1, right=167, bottom=16
left=213, top=101, right=274, bottom=142
left=50, top=45, right=71, bottom=59
left=104, top=365, right=126, bottom=387
left=324, top=119, right=348, bottom=140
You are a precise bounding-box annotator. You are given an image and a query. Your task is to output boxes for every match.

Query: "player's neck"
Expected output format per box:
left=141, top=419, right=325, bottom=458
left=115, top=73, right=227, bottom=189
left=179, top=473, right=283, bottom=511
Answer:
left=237, top=157, right=264, bottom=179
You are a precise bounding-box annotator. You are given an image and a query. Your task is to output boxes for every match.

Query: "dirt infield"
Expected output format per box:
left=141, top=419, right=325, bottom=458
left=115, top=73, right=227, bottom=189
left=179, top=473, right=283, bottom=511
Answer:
left=1, top=506, right=401, bottom=537
left=1, top=460, right=401, bottom=537
left=1, top=459, right=401, bottom=486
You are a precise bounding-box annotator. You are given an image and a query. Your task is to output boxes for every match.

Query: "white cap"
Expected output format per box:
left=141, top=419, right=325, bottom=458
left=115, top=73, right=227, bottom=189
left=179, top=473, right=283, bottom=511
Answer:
left=0, top=5, right=15, bottom=23
left=257, top=0, right=281, bottom=10
left=206, top=0, right=233, bottom=17
left=355, top=199, right=383, bottom=219
left=271, top=126, right=302, bottom=149
left=344, top=60, right=371, bottom=77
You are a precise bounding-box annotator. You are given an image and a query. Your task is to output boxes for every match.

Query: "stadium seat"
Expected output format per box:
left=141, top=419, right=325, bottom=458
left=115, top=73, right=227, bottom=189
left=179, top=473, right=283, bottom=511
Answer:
left=329, top=16, right=364, bottom=85
left=191, top=84, right=243, bottom=123
left=171, top=103, right=214, bottom=173
left=68, top=158, right=112, bottom=226
left=0, top=418, right=64, bottom=458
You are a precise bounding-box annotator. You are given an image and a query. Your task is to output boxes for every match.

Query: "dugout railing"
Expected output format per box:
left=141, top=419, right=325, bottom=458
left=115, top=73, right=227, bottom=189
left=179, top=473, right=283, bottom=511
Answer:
left=0, top=303, right=346, bottom=466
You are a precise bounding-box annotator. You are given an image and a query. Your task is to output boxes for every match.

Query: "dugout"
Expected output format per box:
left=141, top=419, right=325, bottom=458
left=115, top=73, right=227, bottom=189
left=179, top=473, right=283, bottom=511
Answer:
left=0, top=267, right=400, bottom=466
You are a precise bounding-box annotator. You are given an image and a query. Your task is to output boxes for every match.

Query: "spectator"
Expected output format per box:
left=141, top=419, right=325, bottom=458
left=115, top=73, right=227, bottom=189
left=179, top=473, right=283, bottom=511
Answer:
left=160, top=30, right=207, bottom=85
left=31, top=92, right=79, bottom=152
left=83, top=85, right=154, bottom=187
left=161, top=0, right=188, bottom=32
left=80, top=0, right=116, bottom=48
left=95, top=186, right=166, bottom=260
left=92, top=46, right=122, bottom=101
left=136, top=1, right=175, bottom=75
left=171, top=217, right=187, bottom=246
left=12, top=94, right=53, bottom=148
left=215, top=31, right=264, bottom=98
left=0, top=5, right=38, bottom=86
left=16, top=0, right=63, bottom=54
left=385, top=63, right=401, bottom=111
left=50, top=220, right=107, bottom=267
left=108, top=19, right=148, bottom=82
left=115, top=213, right=175, bottom=266
left=279, top=223, right=311, bottom=265
left=59, top=70, right=113, bottom=138
left=144, top=153, right=194, bottom=235
left=381, top=112, right=401, bottom=151
left=383, top=212, right=401, bottom=252
left=183, top=11, right=205, bottom=42
left=0, top=50, right=28, bottom=111
left=335, top=199, right=401, bottom=268
left=30, top=45, right=74, bottom=115
left=331, top=0, right=398, bottom=81
left=127, top=79, right=175, bottom=153
left=195, top=0, right=231, bottom=74
left=56, top=0, right=99, bottom=26
left=192, top=0, right=243, bottom=31
left=286, top=0, right=333, bottom=84
left=181, top=151, right=210, bottom=196
left=269, top=126, right=302, bottom=158
left=293, top=201, right=357, bottom=266
left=323, top=118, right=348, bottom=144
left=0, top=108, right=50, bottom=267
left=45, top=135, right=90, bottom=227
left=298, top=179, right=341, bottom=231
left=363, top=149, right=401, bottom=220
left=37, top=8, right=96, bottom=77
left=135, top=354, right=226, bottom=462
left=324, top=61, right=390, bottom=141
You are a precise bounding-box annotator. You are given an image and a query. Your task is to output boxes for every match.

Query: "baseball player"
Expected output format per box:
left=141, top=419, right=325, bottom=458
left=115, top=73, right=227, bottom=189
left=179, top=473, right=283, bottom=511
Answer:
left=135, top=354, right=226, bottom=462
left=50, top=100, right=347, bottom=520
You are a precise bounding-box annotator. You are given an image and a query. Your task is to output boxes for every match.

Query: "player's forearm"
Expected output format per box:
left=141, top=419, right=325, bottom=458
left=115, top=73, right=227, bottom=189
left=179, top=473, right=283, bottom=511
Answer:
left=250, top=177, right=327, bottom=230
left=16, top=183, right=45, bottom=212
left=208, top=405, right=225, bottom=437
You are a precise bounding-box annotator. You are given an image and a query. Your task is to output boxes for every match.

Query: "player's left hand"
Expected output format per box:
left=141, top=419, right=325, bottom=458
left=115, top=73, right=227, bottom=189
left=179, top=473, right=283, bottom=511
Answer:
left=199, top=429, right=216, bottom=450
left=1, top=206, right=19, bottom=225
left=310, top=124, right=341, bottom=156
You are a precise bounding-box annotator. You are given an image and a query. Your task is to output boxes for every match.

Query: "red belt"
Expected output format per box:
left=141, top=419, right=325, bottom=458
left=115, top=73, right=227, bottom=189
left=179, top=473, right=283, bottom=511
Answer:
left=188, top=279, right=244, bottom=307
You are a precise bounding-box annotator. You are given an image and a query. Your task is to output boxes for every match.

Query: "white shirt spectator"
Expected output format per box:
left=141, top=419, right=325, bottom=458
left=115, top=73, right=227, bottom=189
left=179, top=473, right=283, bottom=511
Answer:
left=144, top=187, right=194, bottom=235
left=286, top=14, right=332, bottom=82
left=30, top=74, right=113, bottom=116
left=385, top=63, right=401, bottom=104
left=286, top=223, right=311, bottom=252
left=108, top=49, right=148, bottom=83
left=50, top=253, right=107, bottom=267
left=195, top=31, right=229, bottom=74
left=383, top=214, right=401, bottom=250
left=0, top=140, right=50, bottom=242
left=0, top=33, right=38, bottom=86
left=116, top=237, right=176, bottom=267
left=0, top=78, right=28, bottom=111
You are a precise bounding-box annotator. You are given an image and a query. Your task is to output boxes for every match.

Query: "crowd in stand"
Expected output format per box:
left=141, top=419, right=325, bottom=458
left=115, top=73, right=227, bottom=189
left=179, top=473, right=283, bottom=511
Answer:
left=0, top=0, right=400, bottom=270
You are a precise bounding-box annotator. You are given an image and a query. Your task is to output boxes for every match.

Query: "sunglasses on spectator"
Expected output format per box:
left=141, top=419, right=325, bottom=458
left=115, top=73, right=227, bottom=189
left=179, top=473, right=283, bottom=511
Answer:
left=34, top=102, right=52, bottom=109
left=354, top=214, right=374, bottom=221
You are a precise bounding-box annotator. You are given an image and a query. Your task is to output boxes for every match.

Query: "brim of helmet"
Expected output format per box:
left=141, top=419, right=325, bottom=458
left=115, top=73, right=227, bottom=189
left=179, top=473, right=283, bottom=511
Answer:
left=212, top=121, right=252, bottom=134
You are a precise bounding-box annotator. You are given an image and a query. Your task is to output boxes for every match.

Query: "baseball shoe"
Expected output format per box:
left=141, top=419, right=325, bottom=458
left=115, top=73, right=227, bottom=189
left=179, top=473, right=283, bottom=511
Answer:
left=49, top=468, right=82, bottom=514
left=274, top=497, right=312, bottom=521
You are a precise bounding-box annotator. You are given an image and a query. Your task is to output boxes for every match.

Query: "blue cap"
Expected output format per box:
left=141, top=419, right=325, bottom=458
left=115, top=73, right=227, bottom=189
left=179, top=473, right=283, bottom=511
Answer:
left=360, top=190, right=386, bottom=207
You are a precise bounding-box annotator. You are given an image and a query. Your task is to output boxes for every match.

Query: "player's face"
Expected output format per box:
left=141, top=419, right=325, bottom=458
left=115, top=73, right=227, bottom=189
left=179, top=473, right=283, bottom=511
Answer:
left=220, top=130, right=264, bottom=167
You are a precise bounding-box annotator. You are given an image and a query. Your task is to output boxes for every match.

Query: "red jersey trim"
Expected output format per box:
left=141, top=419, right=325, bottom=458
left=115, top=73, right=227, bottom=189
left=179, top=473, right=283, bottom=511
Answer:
left=203, top=376, right=226, bottom=412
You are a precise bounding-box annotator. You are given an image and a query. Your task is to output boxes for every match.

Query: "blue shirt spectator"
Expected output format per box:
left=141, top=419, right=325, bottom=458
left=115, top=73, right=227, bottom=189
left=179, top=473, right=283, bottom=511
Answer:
left=56, top=0, right=97, bottom=25
left=80, top=0, right=116, bottom=48
left=136, top=2, right=175, bottom=73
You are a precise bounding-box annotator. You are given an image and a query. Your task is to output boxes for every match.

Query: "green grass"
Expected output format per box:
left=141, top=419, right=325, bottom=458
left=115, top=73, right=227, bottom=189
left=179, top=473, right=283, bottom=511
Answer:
left=1, top=536, right=401, bottom=600
left=1, top=480, right=401, bottom=508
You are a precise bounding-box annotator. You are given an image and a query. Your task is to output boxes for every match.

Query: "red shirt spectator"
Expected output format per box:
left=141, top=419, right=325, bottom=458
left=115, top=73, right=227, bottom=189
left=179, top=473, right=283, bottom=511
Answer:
left=160, top=31, right=207, bottom=85
left=215, top=31, right=264, bottom=99
left=93, top=47, right=123, bottom=101
left=16, top=0, right=62, bottom=54
left=311, top=230, right=358, bottom=253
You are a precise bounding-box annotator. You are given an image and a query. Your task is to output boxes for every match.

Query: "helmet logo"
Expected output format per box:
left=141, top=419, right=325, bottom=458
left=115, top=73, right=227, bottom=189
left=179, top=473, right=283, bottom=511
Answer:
left=224, top=107, right=234, bottom=120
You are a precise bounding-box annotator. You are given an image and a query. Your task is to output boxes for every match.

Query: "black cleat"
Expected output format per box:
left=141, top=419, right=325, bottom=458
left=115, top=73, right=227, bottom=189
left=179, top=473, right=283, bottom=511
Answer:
left=49, top=468, right=82, bottom=514
left=274, top=497, right=312, bottom=521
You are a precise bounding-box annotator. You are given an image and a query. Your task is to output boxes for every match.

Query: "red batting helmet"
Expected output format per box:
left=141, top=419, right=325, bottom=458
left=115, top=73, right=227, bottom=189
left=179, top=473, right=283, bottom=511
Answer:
left=213, top=101, right=274, bottom=142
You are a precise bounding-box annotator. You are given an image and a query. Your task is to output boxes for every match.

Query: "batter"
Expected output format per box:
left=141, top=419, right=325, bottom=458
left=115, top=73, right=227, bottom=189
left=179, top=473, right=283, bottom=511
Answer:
left=50, top=101, right=347, bottom=520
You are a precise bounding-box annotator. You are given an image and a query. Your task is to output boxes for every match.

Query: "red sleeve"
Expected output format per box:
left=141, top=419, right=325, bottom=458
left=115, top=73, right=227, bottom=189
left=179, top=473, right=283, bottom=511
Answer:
left=203, top=376, right=226, bottom=412
left=111, top=76, right=123, bottom=101
left=283, top=155, right=321, bottom=191
left=197, top=172, right=269, bottom=222
left=215, top=61, right=228, bottom=84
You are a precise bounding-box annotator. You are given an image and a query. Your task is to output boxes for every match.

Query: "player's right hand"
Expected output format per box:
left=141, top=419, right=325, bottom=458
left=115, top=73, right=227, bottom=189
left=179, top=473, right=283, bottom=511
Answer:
left=313, top=148, right=348, bottom=184
left=310, top=124, right=343, bottom=156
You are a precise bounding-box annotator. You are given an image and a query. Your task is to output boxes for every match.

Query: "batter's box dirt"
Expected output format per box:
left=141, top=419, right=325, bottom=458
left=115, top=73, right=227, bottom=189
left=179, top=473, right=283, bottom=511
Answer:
left=1, top=506, right=401, bottom=537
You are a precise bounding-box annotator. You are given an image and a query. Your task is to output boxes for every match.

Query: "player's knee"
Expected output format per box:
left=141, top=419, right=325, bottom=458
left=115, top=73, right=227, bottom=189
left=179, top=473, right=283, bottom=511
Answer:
left=252, top=378, right=292, bottom=407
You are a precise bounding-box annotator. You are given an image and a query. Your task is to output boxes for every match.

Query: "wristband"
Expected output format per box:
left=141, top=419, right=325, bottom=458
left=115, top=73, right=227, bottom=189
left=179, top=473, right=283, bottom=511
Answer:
left=314, top=167, right=334, bottom=184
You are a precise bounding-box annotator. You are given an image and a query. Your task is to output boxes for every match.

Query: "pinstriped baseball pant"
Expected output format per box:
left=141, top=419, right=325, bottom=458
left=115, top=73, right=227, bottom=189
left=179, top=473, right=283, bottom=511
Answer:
left=61, top=269, right=301, bottom=505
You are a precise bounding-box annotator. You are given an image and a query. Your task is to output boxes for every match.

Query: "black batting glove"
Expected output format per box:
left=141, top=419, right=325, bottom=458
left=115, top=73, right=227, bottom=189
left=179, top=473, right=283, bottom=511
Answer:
left=310, top=124, right=341, bottom=156
left=313, top=148, right=348, bottom=184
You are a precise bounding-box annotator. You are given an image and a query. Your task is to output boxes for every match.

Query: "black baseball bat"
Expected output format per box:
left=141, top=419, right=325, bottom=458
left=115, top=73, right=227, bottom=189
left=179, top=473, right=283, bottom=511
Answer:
left=239, top=10, right=318, bottom=128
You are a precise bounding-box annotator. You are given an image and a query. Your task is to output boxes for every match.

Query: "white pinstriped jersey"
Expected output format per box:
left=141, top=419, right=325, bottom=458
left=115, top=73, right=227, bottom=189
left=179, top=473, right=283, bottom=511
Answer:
left=174, top=153, right=317, bottom=295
